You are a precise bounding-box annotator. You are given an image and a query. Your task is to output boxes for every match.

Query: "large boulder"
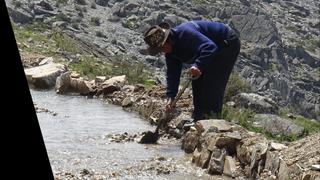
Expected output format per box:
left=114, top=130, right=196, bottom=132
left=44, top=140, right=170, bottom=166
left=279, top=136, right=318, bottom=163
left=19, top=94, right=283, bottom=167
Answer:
left=24, top=63, right=67, bottom=89
left=96, top=75, right=127, bottom=96
left=233, top=93, right=279, bottom=114
left=55, top=72, right=95, bottom=95
left=253, top=114, right=305, bottom=137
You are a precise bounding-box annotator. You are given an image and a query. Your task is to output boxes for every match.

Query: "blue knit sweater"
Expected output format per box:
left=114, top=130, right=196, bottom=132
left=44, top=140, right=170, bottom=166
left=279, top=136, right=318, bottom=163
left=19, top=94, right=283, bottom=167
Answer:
left=165, top=20, right=231, bottom=98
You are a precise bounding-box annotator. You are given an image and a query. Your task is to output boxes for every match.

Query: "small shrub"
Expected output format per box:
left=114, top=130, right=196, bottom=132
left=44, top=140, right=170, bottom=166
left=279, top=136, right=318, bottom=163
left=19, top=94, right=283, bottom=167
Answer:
left=51, top=31, right=81, bottom=54
left=71, top=23, right=80, bottom=30
left=95, top=31, right=106, bottom=38
left=91, top=2, right=96, bottom=9
left=56, top=13, right=72, bottom=23
left=74, top=0, right=87, bottom=5
left=90, top=17, right=101, bottom=26
left=12, top=0, right=22, bottom=9
left=224, top=73, right=252, bottom=102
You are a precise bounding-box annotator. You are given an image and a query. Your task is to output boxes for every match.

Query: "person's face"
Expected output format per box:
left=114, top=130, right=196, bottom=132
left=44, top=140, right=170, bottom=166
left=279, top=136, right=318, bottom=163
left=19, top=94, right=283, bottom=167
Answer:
left=161, top=41, right=172, bottom=53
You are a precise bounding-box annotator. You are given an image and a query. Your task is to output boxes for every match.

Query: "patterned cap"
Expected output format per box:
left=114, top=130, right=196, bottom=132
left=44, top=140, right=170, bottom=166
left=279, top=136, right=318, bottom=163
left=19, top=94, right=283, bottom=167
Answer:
left=143, top=22, right=170, bottom=55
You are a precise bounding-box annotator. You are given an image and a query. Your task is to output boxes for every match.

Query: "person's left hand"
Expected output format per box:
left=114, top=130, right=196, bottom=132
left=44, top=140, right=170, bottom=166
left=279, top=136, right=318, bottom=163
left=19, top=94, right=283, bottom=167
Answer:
left=189, top=66, right=202, bottom=78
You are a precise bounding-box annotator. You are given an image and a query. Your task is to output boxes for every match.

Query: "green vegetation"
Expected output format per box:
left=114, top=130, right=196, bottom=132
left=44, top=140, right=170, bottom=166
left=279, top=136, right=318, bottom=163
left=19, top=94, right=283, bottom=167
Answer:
left=12, top=22, right=153, bottom=85
left=285, top=26, right=299, bottom=32
left=51, top=31, right=81, bottom=54
left=222, top=106, right=320, bottom=142
left=292, top=116, right=320, bottom=135
left=122, top=19, right=139, bottom=30
left=56, top=12, right=72, bottom=23
left=12, top=0, right=22, bottom=9
left=288, top=37, right=320, bottom=53
left=280, top=106, right=320, bottom=136
left=95, top=31, right=106, bottom=38
left=91, top=2, right=97, bottom=9
left=90, top=17, right=101, bottom=26
left=74, top=0, right=87, bottom=5
left=221, top=106, right=256, bottom=132
left=224, top=73, right=252, bottom=103
left=192, top=0, right=207, bottom=4
left=55, top=0, right=68, bottom=5
left=68, top=56, right=111, bottom=79
left=69, top=55, right=153, bottom=84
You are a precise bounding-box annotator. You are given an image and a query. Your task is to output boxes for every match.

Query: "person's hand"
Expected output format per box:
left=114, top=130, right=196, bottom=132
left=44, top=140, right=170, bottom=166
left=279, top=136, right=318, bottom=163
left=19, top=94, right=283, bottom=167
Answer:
left=165, top=98, right=175, bottom=113
left=189, top=66, right=202, bottom=79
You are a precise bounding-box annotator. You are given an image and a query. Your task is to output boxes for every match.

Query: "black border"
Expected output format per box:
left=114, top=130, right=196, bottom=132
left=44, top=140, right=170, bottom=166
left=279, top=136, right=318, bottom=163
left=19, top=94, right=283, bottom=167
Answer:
left=1, top=1, right=54, bottom=179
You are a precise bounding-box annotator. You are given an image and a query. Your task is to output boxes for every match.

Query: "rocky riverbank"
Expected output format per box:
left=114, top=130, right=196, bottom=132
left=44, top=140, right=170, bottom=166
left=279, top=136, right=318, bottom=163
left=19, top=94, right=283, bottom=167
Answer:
left=22, top=55, right=320, bottom=179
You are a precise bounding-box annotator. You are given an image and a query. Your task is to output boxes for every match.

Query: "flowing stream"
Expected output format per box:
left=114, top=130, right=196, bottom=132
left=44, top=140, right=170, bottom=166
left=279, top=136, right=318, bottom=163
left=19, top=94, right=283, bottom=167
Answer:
left=30, top=89, right=223, bottom=180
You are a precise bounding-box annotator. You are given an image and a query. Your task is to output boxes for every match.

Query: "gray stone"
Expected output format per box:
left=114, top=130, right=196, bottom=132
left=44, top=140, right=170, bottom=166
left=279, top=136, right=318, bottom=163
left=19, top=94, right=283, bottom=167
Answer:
left=25, top=63, right=67, bottom=89
left=182, top=131, right=200, bottom=154
left=270, top=142, right=287, bottom=151
left=223, top=156, right=237, bottom=177
left=196, top=148, right=212, bottom=169
left=198, top=119, right=233, bottom=133
left=121, top=97, right=132, bottom=107
left=234, top=93, right=279, bottom=114
left=253, top=114, right=304, bottom=137
left=264, top=150, right=280, bottom=175
left=208, top=148, right=226, bottom=175
left=7, top=7, right=33, bottom=24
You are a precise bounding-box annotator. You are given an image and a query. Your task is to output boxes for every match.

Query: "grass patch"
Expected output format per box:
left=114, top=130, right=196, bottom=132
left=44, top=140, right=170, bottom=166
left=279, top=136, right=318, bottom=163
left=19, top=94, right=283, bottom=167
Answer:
left=90, top=17, right=101, bottom=26
left=280, top=106, right=320, bottom=136
left=192, top=0, right=207, bottom=4
left=68, top=55, right=153, bottom=85
left=221, top=106, right=317, bottom=142
left=68, top=56, right=111, bottom=79
left=224, top=73, right=252, bottom=102
left=51, top=31, right=81, bottom=54
left=12, top=22, right=154, bottom=86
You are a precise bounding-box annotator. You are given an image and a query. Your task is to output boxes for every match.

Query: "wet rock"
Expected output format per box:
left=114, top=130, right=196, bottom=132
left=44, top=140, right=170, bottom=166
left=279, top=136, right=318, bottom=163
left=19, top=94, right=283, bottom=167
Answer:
left=208, top=148, right=226, bottom=175
left=96, top=75, right=127, bottom=96
left=70, top=77, right=94, bottom=95
left=55, top=72, right=71, bottom=93
left=55, top=72, right=95, bottom=95
left=34, top=103, right=58, bottom=116
left=223, top=156, right=237, bottom=177
left=25, top=63, right=67, bottom=89
left=106, top=132, right=137, bottom=143
left=181, top=131, right=200, bottom=154
left=215, top=131, right=241, bottom=154
left=121, top=97, right=133, bottom=107
left=196, top=148, right=212, bottom=169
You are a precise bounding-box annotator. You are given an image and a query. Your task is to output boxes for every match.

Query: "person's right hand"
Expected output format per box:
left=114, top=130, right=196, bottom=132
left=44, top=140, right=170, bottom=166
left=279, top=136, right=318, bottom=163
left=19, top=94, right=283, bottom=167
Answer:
left=165, top=98, right=175, bottom=113
left=189, top=66, right=202, bottom=79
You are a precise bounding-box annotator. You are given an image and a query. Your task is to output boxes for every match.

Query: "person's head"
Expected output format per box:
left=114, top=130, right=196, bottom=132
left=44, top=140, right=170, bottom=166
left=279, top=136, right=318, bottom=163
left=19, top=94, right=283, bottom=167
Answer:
left=143, top=22, right=172, bottom=55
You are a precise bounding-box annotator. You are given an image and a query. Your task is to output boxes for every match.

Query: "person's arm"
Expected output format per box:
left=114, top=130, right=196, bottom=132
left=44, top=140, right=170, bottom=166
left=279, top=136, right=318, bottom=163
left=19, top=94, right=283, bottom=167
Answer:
left=165, top=54, right=182, bottom=99
left=179, top=29, right=219, bottom=72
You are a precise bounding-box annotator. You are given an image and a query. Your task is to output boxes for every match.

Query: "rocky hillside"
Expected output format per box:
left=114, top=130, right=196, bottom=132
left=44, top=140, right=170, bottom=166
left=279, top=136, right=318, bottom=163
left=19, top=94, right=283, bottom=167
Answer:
left=5, top=0, right=320, bottom=120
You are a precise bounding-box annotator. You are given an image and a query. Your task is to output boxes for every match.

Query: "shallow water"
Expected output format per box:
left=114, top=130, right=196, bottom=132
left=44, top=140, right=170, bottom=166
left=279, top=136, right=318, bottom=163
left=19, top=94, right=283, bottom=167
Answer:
left=30, top=89, right=223, bottom=179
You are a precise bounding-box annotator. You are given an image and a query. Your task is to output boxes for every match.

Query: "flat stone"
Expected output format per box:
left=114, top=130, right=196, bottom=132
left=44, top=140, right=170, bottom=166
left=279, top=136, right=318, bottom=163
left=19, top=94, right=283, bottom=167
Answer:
left=198, top=119, right=233, bottom=133
left=270, top=142, right=288, bottom=151
left=223, top=156, right=237, bottom=177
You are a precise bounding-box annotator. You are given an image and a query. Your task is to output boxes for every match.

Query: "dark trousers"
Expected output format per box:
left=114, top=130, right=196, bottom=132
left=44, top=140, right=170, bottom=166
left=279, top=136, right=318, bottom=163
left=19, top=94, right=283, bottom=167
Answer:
left=192, top=37, right=241, bottom=121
